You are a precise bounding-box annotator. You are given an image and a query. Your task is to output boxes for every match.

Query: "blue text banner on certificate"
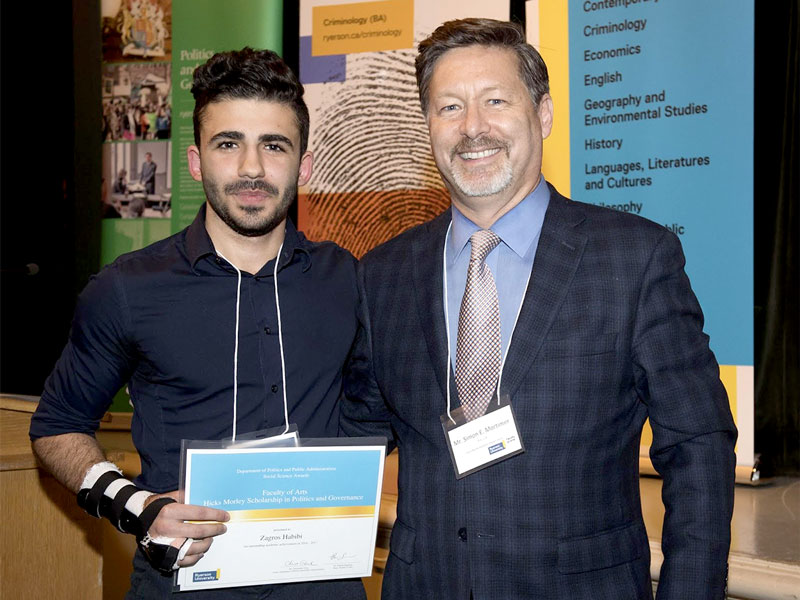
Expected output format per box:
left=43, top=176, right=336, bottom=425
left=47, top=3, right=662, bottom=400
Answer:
left=176, top=445, right=385, bottom=592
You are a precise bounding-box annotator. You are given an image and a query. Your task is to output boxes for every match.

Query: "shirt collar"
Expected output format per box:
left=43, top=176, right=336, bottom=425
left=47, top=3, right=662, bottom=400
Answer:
left=185, top=203, right=215, bottom=268
left=186, top=203, right=311, bottom=274
left=448, top=174, right=550, bottom=262
left=279, top=218, right=312, bottom=273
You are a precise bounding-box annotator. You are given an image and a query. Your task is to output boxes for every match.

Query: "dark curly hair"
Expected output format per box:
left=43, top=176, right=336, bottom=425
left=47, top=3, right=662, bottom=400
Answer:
left=415, top=18, right=549, bottom=115
left=191, top=47, right=310, bottom=154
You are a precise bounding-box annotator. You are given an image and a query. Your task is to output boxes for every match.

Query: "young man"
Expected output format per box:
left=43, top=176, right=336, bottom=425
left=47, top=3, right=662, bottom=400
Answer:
left=341, top=19, right=736, bottom=599
left=31, top=48, right=365, bottom=599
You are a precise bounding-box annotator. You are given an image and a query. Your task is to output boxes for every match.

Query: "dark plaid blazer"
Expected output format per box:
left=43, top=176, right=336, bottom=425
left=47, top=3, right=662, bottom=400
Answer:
left=341, top=184, right=736, bottom=600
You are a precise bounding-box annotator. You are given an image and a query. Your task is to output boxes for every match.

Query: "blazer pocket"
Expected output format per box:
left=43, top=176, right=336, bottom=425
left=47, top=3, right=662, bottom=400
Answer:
left=389, top=518, right=416, bottom=565
left=557, top=521, right=645, bottom=574
left=540, top=333, right=618, bottom=358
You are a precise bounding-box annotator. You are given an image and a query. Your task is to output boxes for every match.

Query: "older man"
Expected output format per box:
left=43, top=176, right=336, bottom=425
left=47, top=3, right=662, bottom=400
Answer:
left=341, top=18, right=736, bottom=600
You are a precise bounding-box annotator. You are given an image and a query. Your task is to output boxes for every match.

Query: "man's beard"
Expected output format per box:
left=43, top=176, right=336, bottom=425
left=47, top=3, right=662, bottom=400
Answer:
left=204, top=177, right=296, bottom=237
left=448, top=136, right=513, bottom=197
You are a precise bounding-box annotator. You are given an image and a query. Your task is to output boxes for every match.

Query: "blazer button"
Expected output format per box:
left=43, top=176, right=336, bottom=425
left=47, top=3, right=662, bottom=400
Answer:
left=458, top=527, right=467, bottom=542
left=271, top=384, right=279, bottom=393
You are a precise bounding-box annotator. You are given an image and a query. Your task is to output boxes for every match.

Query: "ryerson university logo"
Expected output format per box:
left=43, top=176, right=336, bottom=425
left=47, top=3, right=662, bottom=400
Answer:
left=193, top=569, right=221, bottom=583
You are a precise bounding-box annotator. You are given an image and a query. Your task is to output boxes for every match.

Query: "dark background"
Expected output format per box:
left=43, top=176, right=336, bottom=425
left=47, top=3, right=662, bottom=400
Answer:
left=1, top=1, right=796, bottom=474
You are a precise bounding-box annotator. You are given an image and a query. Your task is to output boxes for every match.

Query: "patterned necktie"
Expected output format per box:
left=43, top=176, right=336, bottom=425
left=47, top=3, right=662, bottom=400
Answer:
left=456, top=229, right=502, bottom=421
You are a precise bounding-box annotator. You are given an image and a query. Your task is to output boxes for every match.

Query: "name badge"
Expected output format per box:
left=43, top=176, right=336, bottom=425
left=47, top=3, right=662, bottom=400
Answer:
left=440, top=397, right=525, bottom=479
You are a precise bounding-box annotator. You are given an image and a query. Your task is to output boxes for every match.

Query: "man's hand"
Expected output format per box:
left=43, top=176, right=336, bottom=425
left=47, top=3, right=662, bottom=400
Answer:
left=143, top=490, right=230, bottom=567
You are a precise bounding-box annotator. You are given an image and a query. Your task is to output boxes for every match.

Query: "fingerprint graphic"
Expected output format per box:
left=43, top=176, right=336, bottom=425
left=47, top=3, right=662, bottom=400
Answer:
left=301, top=49, right=450, bottom=258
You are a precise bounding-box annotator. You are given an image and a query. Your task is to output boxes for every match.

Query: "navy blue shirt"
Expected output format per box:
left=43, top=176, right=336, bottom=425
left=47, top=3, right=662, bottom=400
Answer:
left=30, top=205, right=359, bottom=493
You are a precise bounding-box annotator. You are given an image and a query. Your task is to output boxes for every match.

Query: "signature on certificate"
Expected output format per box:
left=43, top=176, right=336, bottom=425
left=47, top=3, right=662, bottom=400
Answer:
left=285, top=560, right=318, bottom=568
left=329, top=552, right=357, bottom=562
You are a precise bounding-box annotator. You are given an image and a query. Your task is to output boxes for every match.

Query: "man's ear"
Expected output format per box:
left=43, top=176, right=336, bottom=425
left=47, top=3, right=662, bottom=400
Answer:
left=538, top=93, right=554, bottom=140
left=297, top=151, right=313, bottom=187
left=187, top=145, right=202, bottom=182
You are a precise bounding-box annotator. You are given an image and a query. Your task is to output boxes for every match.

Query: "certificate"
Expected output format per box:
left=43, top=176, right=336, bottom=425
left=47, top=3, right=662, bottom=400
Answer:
left=175, top=441, right=386, bottom=592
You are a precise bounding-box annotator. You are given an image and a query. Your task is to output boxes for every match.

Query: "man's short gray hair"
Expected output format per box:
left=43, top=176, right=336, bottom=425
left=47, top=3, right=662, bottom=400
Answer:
left=415, top=18, right=550, bottom=114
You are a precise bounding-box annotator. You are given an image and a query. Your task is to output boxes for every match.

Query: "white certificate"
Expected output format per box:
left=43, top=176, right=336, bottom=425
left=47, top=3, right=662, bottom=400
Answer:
left=175, top=443, right=386, bottom=592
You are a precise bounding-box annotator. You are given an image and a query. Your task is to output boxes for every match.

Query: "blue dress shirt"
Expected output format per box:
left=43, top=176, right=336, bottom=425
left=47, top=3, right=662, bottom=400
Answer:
left=445, top=175, right=550, bottom=375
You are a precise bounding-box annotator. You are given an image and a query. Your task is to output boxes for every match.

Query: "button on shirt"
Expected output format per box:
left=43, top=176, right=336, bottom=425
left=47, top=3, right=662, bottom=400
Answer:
left=30, top=204, right=358, bottom=493
left=446, top=176, right=550, bottom=372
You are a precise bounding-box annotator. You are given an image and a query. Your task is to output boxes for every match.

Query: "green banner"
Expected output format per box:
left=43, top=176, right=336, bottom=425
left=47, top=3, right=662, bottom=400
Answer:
left=171, top=0, right=284, bottom=231
left=100, top=0, right=283, bottom=410
left=101, top=0, right=284, bottom=269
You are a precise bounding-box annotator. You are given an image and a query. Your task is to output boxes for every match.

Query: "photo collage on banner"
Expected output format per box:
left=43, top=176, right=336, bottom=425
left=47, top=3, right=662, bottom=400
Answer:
left=528, top=0, right=755, bottom=468
left=298, top=0, right=508, bottom=258
left=101, top=0, right=173, bottom=266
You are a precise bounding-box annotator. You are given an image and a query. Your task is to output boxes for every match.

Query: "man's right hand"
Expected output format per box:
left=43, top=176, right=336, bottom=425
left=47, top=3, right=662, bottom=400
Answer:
left=143, top=490, right=230, bottom=567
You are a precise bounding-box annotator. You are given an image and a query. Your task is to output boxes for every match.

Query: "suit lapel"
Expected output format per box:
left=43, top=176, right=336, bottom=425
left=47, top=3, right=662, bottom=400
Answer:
left=501, top=188, right=588, bottom=400
left=409, top=189, right=587, bottom=405
left=411, top=211, right=453, bottom=402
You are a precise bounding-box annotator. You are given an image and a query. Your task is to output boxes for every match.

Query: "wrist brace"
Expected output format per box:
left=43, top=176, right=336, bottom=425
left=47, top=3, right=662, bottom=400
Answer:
left=77, top=462, right=184, bottom=573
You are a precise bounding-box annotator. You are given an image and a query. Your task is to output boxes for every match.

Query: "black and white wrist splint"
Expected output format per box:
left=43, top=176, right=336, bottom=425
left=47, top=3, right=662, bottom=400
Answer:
left=77, top=462, right=191, bottom=573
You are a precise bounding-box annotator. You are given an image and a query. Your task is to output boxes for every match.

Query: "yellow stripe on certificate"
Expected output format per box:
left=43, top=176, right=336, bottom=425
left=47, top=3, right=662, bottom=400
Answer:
left=225, top=505, right=376, bottom=522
